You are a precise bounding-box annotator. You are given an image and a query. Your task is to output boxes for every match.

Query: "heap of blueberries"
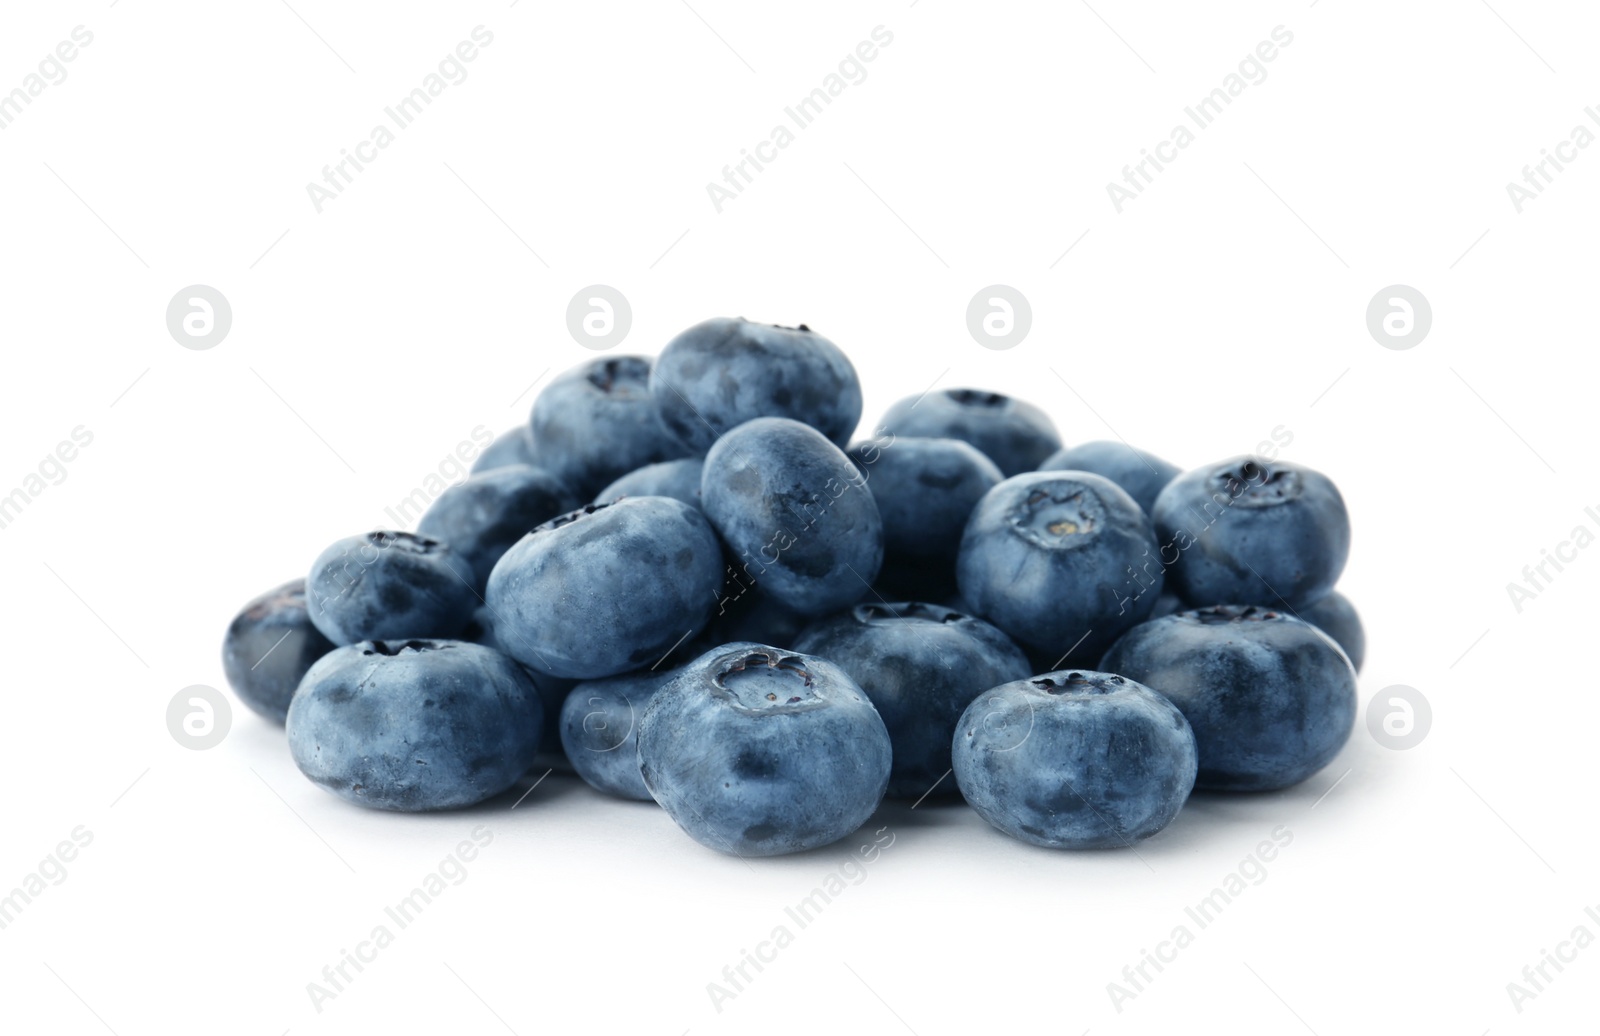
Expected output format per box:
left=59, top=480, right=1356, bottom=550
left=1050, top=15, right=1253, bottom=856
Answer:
left=223, top=318, right=1363, bottom=857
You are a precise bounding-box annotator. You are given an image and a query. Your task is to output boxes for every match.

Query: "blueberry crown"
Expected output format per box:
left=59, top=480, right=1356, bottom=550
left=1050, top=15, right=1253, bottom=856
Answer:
left=366, top=530, right=443, bottom=555
left=362, top=639, right=455, bottom=656
left=1186, top=604, right=1286, bottom=625
left=533, top=501, right=613, bottom=534
left=1031, top=671, right=1123, bottom=695
left=1009, top=482, right=1108, bottom=549
left=853, top=601, right=967, bottom=626
left=1209, top=459, right=1302, bottom=506
left=947, top=388, right=1009, bottom=408
left=711, top=647, right=824, bottom=709
left=585, top=356, right=650, bottom=394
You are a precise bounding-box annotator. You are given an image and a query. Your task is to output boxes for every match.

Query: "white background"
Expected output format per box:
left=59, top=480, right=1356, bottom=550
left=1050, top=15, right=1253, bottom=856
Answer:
left=1, top=1, right=1594, bottom=1033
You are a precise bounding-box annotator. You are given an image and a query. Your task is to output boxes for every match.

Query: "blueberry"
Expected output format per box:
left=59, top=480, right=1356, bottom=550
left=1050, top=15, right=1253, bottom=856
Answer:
left=952, top=670, right=1197, bottom=848
left=704, top=588, right=809, bottom=650
left=472, top=426, right=539, bottom=474
left=286, top=639, right=543, bottom=811
left=702, top=417, right=883, bottom=617
left=638, top=644, right=891, bottom=856
left=1099, top=605, right=1357, bottom=791
left=221, top=579, right=335, bottom=723
left=560, top=665, right=687, bottom=801
left=417, top=465, right=577, bottom=593
left=1152, top=456, right=1350, bottom=609
left=486, top=497, right=725, bottom=679
left=1299, top=590, right=1365, bottom=672
left=793, top=602, right=1031, bottom=799
left=957, top=471, right=1163, bottom=666
left=877, top=389, right=1061, bottom=477
left=651, top=318, right=863, bottom=452
left=593, top=457, right=705, bottom=509
left=530, top=356, right=690, bottom=498
left=459, top=605, right=506, bottom=653
left=532, top=680, right=579, bottom=767
left=306, top=531, right=476, bottom=646
left=849, top=436, right=1003, bottom=600
left=1149, top=590, right=1186, bottom=620
left=1039, top=440, right=1180, bottom=516
left=459, top=604, right=575, bottom=761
